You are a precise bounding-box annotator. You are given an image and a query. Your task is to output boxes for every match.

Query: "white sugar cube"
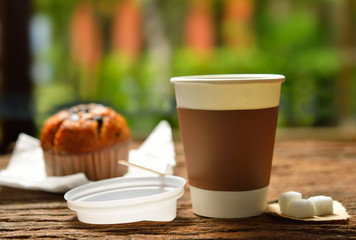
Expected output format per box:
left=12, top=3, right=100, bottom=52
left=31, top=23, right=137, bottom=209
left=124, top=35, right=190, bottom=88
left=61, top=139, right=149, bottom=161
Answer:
left=288, top=199, right=315, bottom=219
left=308, top=196, right=333, bottom=216
left=279, top=191, right=302, bottom=215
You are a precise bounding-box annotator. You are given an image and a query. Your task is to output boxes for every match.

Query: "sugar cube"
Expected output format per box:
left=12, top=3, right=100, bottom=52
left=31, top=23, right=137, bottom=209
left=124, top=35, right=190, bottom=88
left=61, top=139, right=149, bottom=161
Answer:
left=279, top=191, right=302, bottom=215
left=308, top=196, right=333, bottom=216
left=288, top=199, right=315, bottom=219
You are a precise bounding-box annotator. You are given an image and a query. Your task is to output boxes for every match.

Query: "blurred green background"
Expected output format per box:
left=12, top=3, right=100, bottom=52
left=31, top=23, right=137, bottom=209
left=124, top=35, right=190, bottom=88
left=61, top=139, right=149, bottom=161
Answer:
left=1, top=0, right=356, bottom=145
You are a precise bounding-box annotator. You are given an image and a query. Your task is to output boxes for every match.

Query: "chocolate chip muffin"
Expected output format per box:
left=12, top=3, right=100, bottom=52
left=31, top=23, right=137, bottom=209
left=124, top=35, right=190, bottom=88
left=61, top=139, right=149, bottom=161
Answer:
left=40, top=103, right=130, bottom=180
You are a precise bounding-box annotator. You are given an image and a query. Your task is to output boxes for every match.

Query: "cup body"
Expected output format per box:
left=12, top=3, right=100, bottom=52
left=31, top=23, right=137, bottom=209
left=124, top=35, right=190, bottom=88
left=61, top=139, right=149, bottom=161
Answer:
left=171, top=74, right=285, bottom=218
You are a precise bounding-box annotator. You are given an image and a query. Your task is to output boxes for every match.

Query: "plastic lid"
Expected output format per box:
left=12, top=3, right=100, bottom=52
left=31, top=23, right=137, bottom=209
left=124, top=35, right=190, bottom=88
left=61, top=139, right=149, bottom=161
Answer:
left=64, top=175, right=186, bottom=224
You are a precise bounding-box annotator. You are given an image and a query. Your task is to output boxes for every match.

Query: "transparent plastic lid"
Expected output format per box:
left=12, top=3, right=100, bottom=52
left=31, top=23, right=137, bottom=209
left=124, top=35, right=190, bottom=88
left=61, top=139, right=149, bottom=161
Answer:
left=64, top=175, right=186, bottom=224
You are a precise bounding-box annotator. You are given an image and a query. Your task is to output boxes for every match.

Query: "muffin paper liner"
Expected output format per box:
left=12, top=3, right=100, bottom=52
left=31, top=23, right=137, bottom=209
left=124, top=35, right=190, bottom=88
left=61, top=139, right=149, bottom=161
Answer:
left=44, top=141, right=130, bottom=181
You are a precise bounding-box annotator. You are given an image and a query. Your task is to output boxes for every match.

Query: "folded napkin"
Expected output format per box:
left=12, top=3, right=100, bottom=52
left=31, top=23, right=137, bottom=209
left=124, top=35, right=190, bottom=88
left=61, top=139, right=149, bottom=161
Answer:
left=126, top=120, right=176, bottom=176
left=0, top=120, right=176, bottom=193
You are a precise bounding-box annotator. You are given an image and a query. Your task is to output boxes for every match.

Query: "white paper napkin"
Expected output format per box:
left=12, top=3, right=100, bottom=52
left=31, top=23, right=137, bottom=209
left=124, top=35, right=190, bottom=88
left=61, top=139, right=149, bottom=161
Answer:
left=0, top=120, right=176, bottom=193
left=126, top=120, right=176, bottom=176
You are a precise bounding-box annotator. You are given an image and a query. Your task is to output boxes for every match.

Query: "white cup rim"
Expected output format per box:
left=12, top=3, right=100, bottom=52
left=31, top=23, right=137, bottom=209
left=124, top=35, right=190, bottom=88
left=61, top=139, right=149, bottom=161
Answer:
left=170, top=74, right=285, bottom=84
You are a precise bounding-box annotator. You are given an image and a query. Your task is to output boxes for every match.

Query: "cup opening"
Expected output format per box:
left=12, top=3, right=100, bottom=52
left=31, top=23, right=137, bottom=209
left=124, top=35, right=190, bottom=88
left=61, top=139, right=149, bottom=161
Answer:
left=170, top=74, right=285, bottom=84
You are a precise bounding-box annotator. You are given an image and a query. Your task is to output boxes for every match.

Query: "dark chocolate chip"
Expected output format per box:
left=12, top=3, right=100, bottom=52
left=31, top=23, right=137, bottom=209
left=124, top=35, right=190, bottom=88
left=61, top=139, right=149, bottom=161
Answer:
left=80, top=106, right=90, bottom=113
left=92, top=115, right=103, bottom=124
left=93, top=115, right=103, bottom=138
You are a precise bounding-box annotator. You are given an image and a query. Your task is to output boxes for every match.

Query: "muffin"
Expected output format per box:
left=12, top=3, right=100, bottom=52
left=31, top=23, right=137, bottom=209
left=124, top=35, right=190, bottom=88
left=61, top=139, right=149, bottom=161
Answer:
left=40, top=103, right=130, bottom=180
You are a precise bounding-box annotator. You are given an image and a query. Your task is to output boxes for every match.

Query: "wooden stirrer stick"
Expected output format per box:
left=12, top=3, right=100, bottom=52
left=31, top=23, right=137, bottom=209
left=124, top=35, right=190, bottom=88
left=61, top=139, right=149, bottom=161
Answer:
left=118, top=160, right=166, bottom=176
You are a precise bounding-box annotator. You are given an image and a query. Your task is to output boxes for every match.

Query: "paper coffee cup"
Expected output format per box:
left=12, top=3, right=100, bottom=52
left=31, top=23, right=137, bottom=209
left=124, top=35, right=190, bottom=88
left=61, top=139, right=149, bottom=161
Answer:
left=171, top=74, right=285, bottom=218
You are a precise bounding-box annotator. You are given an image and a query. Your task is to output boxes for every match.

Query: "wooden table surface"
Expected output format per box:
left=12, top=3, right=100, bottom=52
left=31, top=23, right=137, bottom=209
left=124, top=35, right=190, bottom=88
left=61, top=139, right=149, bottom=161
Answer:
left=0, top=140, right=355, bottom=239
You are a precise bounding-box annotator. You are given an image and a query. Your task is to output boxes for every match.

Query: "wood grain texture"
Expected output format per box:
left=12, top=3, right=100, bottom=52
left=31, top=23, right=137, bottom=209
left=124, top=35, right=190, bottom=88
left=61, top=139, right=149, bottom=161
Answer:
left=0, top=140, right=355, bottom=239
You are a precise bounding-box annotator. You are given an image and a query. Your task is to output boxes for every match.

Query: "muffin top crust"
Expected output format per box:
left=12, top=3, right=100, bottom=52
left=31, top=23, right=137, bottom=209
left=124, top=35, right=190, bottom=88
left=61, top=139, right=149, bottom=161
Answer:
left=40, top=104, right=130, bottom=154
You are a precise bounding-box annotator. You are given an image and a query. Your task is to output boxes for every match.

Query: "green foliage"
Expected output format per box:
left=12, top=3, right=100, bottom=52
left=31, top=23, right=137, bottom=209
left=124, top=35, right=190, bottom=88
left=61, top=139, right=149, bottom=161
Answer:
left=31, top=0, right=353, bottom=134
left=33, top=82, right=77, bottom=128
left=98, top=54, right=140, bottom=113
